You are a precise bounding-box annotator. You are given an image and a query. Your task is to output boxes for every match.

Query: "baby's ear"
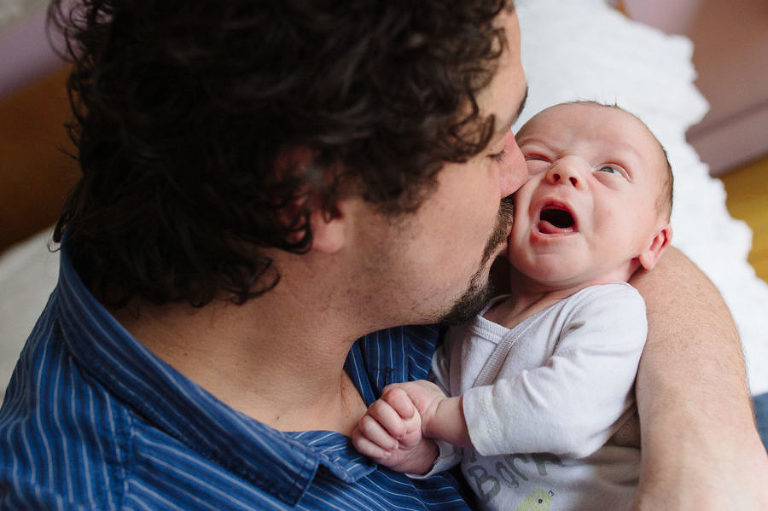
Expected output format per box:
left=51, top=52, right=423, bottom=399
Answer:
left=637, top=223, right=673, bottom=271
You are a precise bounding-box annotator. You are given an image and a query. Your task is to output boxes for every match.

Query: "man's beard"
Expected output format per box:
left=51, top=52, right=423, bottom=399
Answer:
left=438, top=196, right=515, bottom=325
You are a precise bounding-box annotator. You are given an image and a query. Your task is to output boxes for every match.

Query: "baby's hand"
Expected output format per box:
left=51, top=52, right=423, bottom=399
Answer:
left=352, top=387, right=439, bottom=475
left=382, top=380, right=449, bottom=428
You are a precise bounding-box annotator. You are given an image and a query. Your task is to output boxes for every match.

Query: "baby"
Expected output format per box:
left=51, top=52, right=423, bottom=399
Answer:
left=352, top=101, right=674, bottom=510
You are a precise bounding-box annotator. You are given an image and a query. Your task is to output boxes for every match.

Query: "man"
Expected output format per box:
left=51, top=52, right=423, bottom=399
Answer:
left=0, top=0, right=766, bottom=509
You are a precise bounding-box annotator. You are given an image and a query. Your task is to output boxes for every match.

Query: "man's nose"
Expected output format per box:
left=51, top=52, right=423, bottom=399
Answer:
left=546, top=158, right=585, bottom=188
left=499, top=131, right=528, bottom=197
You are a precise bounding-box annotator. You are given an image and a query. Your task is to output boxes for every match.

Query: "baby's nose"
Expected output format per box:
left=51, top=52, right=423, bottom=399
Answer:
left=546, top=159, right=584, bottom=188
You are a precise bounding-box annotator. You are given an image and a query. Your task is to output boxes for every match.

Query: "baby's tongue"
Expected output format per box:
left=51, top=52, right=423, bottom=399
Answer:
left=538, top=208, right=575, bottom=233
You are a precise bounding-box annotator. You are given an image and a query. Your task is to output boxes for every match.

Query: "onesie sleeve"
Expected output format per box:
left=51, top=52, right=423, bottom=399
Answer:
left=429, top=339, right=451, bottom=393
left=463, top=284, right=646, bottom=459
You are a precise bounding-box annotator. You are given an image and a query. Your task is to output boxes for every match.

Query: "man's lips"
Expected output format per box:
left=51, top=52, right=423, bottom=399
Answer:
left=536, top=200, right=577, bottom=234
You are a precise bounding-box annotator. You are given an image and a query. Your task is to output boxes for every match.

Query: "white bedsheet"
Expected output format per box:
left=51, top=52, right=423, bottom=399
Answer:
left=1, top=0, right=767, bottom=400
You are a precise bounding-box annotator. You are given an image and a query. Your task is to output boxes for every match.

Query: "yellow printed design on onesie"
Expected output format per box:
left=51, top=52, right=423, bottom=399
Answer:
left=515, top=488, right=554, bottom=510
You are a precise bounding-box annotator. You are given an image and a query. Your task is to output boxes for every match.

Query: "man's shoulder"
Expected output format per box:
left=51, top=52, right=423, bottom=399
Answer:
left=0, top=322, right=134, bottom=509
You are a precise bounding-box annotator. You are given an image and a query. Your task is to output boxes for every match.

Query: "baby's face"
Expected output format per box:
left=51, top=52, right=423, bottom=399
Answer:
left=507, top=103, right=668, bottom=288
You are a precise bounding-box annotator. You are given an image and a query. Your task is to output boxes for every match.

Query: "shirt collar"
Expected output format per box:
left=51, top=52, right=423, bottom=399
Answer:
left=54, top=247, right=376, bottom=506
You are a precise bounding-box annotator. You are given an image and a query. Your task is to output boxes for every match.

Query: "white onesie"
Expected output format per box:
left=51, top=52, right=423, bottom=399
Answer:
left=431, top=283, right=646, bottom=511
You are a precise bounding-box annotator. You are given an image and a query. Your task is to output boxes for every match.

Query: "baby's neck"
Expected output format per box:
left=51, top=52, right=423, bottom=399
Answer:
left=483, top=284, right=584, bottom=329
left=485, top=272, right=632, bottom=330
left=485, top=259, right=642, bottom=329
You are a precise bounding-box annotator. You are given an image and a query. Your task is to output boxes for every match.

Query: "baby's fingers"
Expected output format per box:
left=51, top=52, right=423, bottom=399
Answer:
left=352, top=414, right=397, bottom=457
left=351, top=431, right=393, bottom=464
left=366, top=397, right=412, bottom=440
left=382, top=388, right=417, bottom=422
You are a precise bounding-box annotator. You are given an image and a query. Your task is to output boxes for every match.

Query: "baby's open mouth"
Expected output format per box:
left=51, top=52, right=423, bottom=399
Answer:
left=537, top=203, right=576, bottom=234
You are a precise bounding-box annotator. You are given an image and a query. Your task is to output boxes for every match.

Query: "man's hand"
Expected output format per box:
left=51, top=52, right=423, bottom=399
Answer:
left=351, top=386, right=440, bottom=475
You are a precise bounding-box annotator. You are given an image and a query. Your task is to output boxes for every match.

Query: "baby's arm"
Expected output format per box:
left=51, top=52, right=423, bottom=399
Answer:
left=466, top=284, right=646, bottom=458
left=351, top=380, right=470, bottom=474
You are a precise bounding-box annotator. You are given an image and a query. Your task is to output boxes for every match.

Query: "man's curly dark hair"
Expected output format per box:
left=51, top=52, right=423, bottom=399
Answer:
left=49, top=0, right=514, bottom=307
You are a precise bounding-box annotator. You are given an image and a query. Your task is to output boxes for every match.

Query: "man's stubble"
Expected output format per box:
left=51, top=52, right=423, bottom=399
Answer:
left=438, top=196, right=515, bottom=325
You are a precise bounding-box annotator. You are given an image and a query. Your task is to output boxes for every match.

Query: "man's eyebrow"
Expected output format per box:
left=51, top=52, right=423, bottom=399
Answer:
left=494, top=84, right=528, bottom=137
left=513, top=85, right=529, bottom=126
left=495, top=85, right=528, bottom=138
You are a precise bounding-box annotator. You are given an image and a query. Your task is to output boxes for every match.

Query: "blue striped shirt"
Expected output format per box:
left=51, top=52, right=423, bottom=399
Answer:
left=0, top=249, right=470, bottom=510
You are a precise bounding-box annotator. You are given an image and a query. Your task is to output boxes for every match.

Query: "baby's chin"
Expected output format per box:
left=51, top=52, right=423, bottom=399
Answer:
left=507, top=261, right=590, bottom=291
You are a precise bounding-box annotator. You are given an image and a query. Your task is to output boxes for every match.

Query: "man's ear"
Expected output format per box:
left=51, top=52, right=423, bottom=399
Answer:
left=309, top=202, right=346, bottom=254
left=273, top=146, right=349, bottom=253
left=637, top=223, right=673, bottom=271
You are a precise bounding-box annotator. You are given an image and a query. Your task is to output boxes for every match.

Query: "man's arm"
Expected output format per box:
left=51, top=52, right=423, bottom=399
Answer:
left=630, top=247, right=768, bottom=510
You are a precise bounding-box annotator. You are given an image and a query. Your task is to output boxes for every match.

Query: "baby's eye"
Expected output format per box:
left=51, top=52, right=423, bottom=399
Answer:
left=597, top=164, right=627, bottom=178
left=524, top=153, right=549, bottom=162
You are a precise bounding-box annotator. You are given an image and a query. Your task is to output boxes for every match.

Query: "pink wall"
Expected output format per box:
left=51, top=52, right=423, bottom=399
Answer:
left=624, top=0, right=768, bottom=175
left=0, top=8, right=66, bottom=100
